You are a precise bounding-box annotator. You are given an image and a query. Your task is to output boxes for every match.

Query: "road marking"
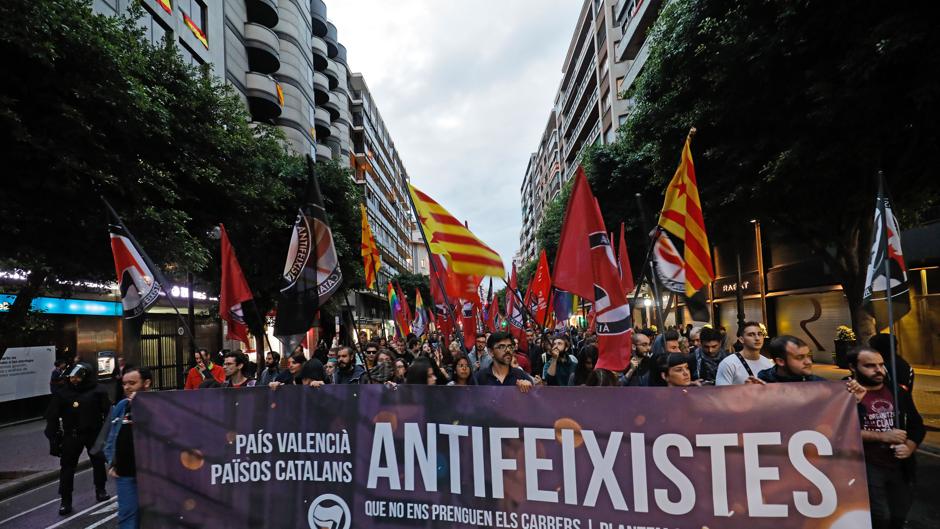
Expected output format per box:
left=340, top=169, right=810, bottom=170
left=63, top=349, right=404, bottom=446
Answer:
left=44, top=497, right=116, bottom=529
left=90, top=501, right=118, bottom=515
left=0, top=498, right=59, bottom=526
left=83, top=512, right=118, bottom=529
left=0, top=467, right=91, bottom=506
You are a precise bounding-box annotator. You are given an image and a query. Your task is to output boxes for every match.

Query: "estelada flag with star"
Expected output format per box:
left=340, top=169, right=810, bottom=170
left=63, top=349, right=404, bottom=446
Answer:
left=656, top=129, right=714, bottom=298
left=863, top=176, right=911, bottom=327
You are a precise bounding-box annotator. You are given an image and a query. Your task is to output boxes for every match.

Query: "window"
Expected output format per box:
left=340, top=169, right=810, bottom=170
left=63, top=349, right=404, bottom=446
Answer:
left=138, top=12, right=168, bottom=46
left=180, top=0, right=207, bottom=33
left=616, top=76, right=625, bottom=99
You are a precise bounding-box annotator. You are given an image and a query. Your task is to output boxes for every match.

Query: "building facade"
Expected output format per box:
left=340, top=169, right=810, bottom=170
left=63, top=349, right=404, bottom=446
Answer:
left=519, top=0, right=644, bottom=262
left=82, top=1, right=416, bottom=347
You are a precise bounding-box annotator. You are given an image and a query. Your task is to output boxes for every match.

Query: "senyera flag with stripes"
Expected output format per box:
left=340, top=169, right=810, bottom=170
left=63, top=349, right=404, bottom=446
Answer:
left=408, top=184, right=504, bottom=278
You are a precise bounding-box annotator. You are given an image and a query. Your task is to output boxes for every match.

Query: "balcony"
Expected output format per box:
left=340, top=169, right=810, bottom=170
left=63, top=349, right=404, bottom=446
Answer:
left=310, top=0, right=328, bottom=38
left=325, top=21, right=338, bottom=58
left=313, top=71, right=329, bottom=105
left=615, top=0, right=663, bottom=62
left=325, top=59, right=339, bottom=90
left=315, top=143, right=333, bottom=162
left=314, top=107, right=331, bottom=140
left=245, top=72, right=282, bottom=121
left=336, top=42, right=348, bottom=67
left=245, top=0, right=278, bottom=28
left=312, top=36, right=328, bottom=71
left=324, top=92, right=341, bottom=122
left=243, top=23, right=280, bottom=74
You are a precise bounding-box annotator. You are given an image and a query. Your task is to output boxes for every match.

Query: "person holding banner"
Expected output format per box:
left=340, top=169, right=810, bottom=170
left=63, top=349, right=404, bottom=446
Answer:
left=104, top=366, right=152, bottom=529
left=848, top=346, right=924, bottom=529
left=333, top=346, right=366, bottom=384
left=473, top=331, right=533, bottom=392
left=715, top=322, right=773, bottom=386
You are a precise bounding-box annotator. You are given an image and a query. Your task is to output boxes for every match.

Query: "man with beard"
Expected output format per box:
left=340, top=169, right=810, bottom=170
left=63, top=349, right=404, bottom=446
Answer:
left=333, top=346, right=366, bottom=384
left=45, top=362, right=111, bottom=515
left=849, top=346, right=924, bottom=529
left=467, top=333, right=491, bottom=373
left=757, top=335, right=825, bottom=383
left=690, top=326, right=727, bottom=385
left=257, top=351, right=283, bottom=386
left=621, top=330, right=654, bottom=386
left=473, top=331, right=533, bottom=392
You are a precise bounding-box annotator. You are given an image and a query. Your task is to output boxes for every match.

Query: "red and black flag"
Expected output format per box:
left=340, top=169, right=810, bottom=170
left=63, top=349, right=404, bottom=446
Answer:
left=109, top=222, right=166, bottom=319
left=275, top=159, right=342, bottom=337
left=219, top=224, right=255, bottom=345
left=863, top=178, right=911, bottom=326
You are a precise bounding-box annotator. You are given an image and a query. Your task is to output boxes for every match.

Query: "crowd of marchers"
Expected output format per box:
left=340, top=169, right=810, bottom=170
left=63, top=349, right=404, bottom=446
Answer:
left=43, top=321, right=923, bottom=529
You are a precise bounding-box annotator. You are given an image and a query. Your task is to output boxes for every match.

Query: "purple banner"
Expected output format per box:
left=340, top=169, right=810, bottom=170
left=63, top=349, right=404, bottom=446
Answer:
left=133, top=383, right=871, bottom=529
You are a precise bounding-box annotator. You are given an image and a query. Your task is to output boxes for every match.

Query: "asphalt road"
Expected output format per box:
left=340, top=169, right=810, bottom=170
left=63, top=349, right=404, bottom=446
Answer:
left=1, top=452, right=937, bottom=529
left=0, top=468, right=117, bottom=529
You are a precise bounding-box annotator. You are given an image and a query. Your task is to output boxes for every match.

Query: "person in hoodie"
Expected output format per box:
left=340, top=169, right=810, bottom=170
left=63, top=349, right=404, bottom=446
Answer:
left=757, top=335, right=825, bottom=383
left=45, top=362, right=111, bottom=515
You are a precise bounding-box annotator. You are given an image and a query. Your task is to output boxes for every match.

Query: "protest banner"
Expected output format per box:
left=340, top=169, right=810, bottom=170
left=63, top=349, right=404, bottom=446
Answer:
left=133, top=383, right=871, bottom=529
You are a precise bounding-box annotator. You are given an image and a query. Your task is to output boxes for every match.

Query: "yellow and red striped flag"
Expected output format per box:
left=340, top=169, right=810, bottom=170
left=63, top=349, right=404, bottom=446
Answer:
left=183, top=12, right=208, bottom=49
left=657, top=130, right=714, bottom=296
left=409, top=184, right=504, bottom=277
left=360, top=204, right=381, bottom=289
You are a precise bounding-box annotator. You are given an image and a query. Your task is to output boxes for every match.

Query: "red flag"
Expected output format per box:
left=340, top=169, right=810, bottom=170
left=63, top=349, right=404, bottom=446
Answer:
left=461, top=301, right=477, bottom=351
left=395, top=282, right=413, bottom=336
left=553, top=168, right=633, bottom=371
left=618, top=222, right=635, bottom=296
left=486, top=292, right=500, bottom=332
left=430, top=254, right=480, bottom=304
left=524, top=250, right=552, bottom=326
left=219, top=224, right=253, bottom=345
left=553, top=167, right=602, bottom=300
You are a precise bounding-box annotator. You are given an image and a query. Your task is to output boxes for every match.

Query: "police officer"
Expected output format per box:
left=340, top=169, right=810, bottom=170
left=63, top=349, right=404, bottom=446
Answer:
left=45, top=362, right=110, bottom=515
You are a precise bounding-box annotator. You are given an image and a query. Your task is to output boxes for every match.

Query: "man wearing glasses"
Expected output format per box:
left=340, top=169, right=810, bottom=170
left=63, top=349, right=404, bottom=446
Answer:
left=473, top=331, right=533, bottom=392
left=715, top=321, right=773, bottom=385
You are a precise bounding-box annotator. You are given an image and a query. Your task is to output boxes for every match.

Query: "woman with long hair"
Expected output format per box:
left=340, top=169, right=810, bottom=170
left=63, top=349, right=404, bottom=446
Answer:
left=571, top=345, right=598, bottom=386
left=447, top=355, right=475, bottom=386
left=405, top=356, right=437, bottom=385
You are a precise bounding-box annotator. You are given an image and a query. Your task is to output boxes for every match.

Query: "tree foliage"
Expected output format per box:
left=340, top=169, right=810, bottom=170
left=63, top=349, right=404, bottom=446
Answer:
left=0, top=0, right=364, bottom=351
left=588, top=0, right=940, bottom=335
left=394, top=271, right=431, bottom=313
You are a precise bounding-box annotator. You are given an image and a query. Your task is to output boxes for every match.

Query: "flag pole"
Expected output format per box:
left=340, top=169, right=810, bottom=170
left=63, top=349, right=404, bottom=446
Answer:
left=398, top=178, right=464, bottom=347
left=102, top=197, right=196, bottom=388
left=878, top=172, right=901, bottom=427
left=634, top=192, right=666, bottom=333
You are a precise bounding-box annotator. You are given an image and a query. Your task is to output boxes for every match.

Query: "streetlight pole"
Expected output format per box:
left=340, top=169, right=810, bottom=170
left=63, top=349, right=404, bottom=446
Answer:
left=751, top=219, right=767, bottom=327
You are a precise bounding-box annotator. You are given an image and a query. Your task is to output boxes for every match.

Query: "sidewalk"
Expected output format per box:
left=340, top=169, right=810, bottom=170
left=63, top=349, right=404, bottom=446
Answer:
left=0, top=419, right=89, bottom=500
left=815, top=364, right=940, bottom=453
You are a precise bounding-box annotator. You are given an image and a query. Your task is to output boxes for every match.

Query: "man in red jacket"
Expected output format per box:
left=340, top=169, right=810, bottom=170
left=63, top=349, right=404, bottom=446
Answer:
left=184, top=349, right=225, bottom=390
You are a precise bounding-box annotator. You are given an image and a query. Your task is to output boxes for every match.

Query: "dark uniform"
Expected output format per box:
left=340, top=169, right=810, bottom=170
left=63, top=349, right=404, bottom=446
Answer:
left=44, top=362, right=110, bottom=514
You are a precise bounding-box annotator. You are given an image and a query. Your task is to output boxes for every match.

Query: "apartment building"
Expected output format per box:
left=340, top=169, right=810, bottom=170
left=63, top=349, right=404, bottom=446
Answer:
left=519, top=0, right=656, bottom=263
left=85, top=1, right=415, bottom=342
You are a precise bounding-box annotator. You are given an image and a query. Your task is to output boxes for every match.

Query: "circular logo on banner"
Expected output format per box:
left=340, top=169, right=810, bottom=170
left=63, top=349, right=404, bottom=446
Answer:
left=307, top=494, right=351, bottom=529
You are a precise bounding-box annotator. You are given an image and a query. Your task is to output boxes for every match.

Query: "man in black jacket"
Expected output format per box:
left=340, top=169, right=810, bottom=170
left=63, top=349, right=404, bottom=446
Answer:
left=757, top=335, right=825, bottom=383
left=849, top=346, right=925, bottom=529
left=45, top=362, right=111, bottom=515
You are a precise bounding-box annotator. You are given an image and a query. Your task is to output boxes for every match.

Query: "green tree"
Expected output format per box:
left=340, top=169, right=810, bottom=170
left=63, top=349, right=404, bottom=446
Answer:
left=0, top=1, right=363, bottom=356
left=589, top=0, right=940, bottom=336
left=394, top=271, right=431, bottom=313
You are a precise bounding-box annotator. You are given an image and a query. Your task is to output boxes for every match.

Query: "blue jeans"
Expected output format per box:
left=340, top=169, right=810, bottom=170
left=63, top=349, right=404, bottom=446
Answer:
left=116, top=476, right=139, bottom=529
